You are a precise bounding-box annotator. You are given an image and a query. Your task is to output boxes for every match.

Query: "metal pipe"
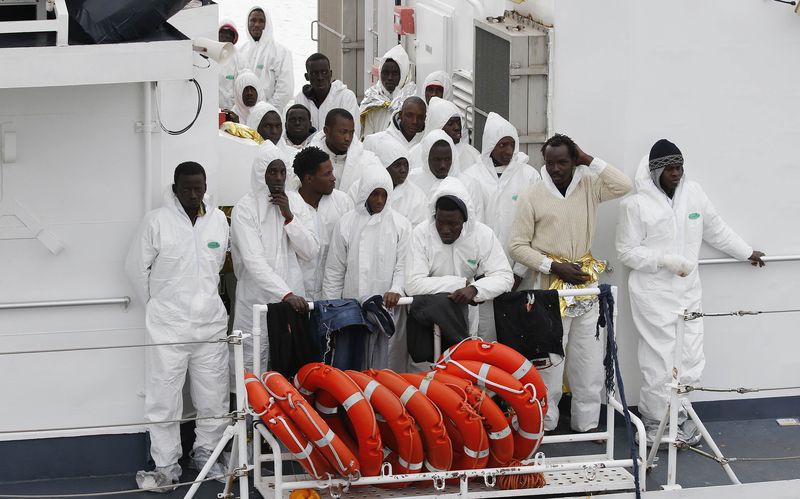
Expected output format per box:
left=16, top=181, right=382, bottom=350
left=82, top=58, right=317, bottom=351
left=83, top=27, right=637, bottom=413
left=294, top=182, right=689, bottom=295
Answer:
left=232, top=330, right=251, bottom=499
left=0, top=296, right=130, bottom=311
left=252, top=304, right=268, bottom=378
left=143, top=81, right=153, bottom=213
left=698, top=255, right=800, bottom=265
left=541, top=431, right=608, bottom=444
left=307, top=296, right=414, bottom=310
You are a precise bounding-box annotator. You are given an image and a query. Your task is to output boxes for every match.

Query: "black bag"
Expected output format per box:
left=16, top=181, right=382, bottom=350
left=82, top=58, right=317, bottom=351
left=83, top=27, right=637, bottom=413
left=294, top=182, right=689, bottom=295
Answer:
left=67, top=0, right=191, bottom=43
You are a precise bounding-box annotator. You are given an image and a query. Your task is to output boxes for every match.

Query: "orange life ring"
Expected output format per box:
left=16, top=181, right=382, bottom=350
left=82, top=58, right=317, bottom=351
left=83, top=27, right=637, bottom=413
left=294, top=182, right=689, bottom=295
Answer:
left=345, top=370, right=424, bottom=479
left=295, top=363, right=383, bottom=477
left=401, top=372, right=489, bottom=470
left=436, top=360, right=544, bottom=459
left=312, top=390, right=360, bottom=456
left=261, top=372, right=359, bottom=478
left=244, top=373, right=333, bottom=480
left=364, top=369, right=453, bottom=473
left=439, top=339, right=548, bottom=416
left=428, top=371, right=515, bottom=467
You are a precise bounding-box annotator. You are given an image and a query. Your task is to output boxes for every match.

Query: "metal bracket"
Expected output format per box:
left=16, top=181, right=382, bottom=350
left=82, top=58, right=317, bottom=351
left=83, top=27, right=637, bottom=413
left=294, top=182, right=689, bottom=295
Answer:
left=518, top=133, right=548, bottom=144
left=510, top=63, right=549, bottom=77
left=341, top=39, right=364, bottom=52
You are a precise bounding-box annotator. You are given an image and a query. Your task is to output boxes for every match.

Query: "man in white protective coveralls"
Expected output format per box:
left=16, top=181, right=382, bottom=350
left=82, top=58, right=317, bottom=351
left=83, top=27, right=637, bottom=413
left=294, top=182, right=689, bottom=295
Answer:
left=408, top=97, right=479, bottom=174
left=283, top=103, right=317, bottom=150
left=322, top=166, right=413, bottom=368
left=407, top=130, right=464, bottom=200
left=125, top=162, right=230, bottom=490
left=237, top=5, right=294, bottom=111
left=373, top=139, right=428, bottom=226
left=421, top=71, right=453, bottom=103
left=218, top=19, right=241, bottom=112
left=231, top=142, right=319, bottom=386
left=405, top=177, right=514, bottom=342
left=293, top=53, right=361, bottom=138
left=230, top=70, right=262, bottom=126
left=509, top=134, right=632, bottom=433
left=360, top=44, right=417, bottom=137
left=460, top=112, right=541, bottom=341
left=363, top=96, right=426, bottom=153
left=308, top=108, right=379, bottom=192
left=616, top=139, right=765, bottom=446
left=295, top=146, right=355, bottom=300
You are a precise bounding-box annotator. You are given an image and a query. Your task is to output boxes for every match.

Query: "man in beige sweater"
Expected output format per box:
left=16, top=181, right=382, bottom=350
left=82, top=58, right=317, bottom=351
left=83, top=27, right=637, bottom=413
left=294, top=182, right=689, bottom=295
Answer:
left=509, top=134, right=632, bottom=433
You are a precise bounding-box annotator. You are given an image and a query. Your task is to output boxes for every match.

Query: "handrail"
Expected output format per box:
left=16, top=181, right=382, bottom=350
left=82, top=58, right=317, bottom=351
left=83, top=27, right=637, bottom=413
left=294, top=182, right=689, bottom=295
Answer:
left=698, top=255, right=800, bottom=265
left=0, top=296, right=131, bottom=311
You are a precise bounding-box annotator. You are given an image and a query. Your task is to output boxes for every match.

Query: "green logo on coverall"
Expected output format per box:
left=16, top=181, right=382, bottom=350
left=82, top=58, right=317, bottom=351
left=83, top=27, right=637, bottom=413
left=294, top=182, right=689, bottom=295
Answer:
left=688, top=213, right=701, bottom=220
left=467, top=259, right=478, bottom=266
left=208, top=241, right=221, bottom=249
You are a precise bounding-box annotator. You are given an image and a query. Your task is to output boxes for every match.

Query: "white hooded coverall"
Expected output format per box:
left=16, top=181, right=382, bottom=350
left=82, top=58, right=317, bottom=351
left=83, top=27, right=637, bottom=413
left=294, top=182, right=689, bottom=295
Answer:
left=247, top=102, right=301, bottom=191
left=407, top=129, right=466, bottom=203
left=420, top=71, right=454, bottom=101
left=125, top=189, right=230, bottom=467
left=218, top=18, right=241, bottom=111
left=231, top=143, right=320, bottom=378
left=309, top=131, right=380, bottom=193
left=360, top=44, right=418, bottom=137
left=404, top=177, right=514, bottom=336
left=375, top=139, right=428, bottom=226
left=237, top=5, right=294, bottom=111
left=231, top=70, right=263, bottom=126
left=616, top=156, right=753, bottom=422
left=293, top=79, right=361, bottom=138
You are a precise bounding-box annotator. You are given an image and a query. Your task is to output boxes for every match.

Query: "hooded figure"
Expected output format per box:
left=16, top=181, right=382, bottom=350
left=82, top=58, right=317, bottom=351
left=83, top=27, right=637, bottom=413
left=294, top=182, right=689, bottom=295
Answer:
left=405, top=177, right=514, bottom=335
left=218, top=18, right=241, bottom=111
left=125, top=169, right=230, bottom=484
left=376, top=139, right=428, bottom=226
left=293, top=70, right=361, bottom=138
left=232, top=70, right=263, bottom=125
left=309, top=128, right=379, bottom=193
left=420, top=70, right=453, bottom=102
left=247, top=102, right=301, bottom=190
left=360, top=44, right=417, bottom=137
left=407, top=130, right=467, bottom=204
left=323, top=166, right=411, bottom=300
left=616, top=141, right=761, bottom=445
left=230, top=143, right=319, bottom=382
left=408, top=97, right=479, bottom=176
left=237, top=5, right=294, bottom=111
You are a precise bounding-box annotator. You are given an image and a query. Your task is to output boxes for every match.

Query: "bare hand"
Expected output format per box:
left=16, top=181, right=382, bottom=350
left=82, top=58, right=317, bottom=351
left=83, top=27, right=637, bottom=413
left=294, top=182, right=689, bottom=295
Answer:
left=224, top=109, right=239, bottom=123
left=550, top=262, right=591, bottom=285
left=383, top=292, right=401, bottom=309
left=283, top=293, right=308, bottom=314
left=270, top=192, right=294, bottom=222
left=449, top=285, right=478, bottom=305
left=748, top=250, right=766, bottom=267
left=512, top=274, right=523, bottom=291
left=574, top=143, right=595, bottom=166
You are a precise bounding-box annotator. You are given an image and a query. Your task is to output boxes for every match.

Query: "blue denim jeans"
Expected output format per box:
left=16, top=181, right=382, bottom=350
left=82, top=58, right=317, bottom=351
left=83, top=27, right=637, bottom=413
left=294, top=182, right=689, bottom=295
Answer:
left=311, top=299, right=370, bottom=370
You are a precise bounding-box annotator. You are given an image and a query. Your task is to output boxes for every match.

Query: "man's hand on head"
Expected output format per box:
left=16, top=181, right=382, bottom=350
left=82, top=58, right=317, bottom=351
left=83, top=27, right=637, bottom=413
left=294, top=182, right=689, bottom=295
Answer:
left=574, top=143, right=595, bottom=166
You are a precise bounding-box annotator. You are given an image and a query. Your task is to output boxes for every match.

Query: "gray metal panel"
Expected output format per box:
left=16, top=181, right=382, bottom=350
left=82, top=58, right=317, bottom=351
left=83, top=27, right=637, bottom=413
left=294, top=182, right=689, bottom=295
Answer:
left=473, top=26, right=509, bottom=151
left=317, top=0, right=343, bottom=81
left=317, top=0, right=364, bottom=99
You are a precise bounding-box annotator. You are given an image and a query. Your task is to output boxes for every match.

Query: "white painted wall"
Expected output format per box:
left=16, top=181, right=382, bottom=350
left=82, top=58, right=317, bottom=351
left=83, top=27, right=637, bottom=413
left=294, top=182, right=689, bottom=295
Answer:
left=550, top=1, right=800, bottom=404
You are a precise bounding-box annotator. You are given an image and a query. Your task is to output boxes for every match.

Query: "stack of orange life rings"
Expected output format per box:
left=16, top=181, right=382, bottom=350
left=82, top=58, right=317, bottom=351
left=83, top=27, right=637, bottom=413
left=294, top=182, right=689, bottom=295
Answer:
left=243, top=339, right=548, bottom=489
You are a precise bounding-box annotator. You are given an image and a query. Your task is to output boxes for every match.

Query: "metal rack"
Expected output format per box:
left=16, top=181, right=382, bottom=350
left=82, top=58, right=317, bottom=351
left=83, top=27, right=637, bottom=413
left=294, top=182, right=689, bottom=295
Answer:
left=245, top=286, right=647, bottom=498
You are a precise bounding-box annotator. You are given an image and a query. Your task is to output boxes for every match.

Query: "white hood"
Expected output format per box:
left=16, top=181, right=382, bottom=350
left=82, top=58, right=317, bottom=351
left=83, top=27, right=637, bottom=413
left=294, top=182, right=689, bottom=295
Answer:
left=243, top=4, right=274, bottom=45
left=375, top=138, right=409, bottom=168
left=634, top=154, right=686, bottom=204
left=219, top=17, right=239, bottom=45
left=424, top=97, right=461, bottom=136
left=421, top=71, right=453, bottom=101
left=480, top=112, right=526, bottom=175
left=249, top=141, right=285, bottom=217
left=380, top=44, right=412, bottom=96
left=354, top=163, right=394, bottom=216
left=411, top=129, right=459, bottom=188
left=233, top=70, right=262, bottom=120
left=246, top=101, right=280, bottom=130
left=428, top=176, right=474, bottom=230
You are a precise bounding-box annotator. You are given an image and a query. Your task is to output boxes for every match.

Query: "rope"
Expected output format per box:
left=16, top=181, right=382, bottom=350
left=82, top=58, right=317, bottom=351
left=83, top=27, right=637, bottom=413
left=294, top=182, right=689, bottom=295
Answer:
left=0, top=467, right=247, bottom=498
left=496, top=460, right=546, bottom=490
left=685, top=308, right=800, bottom=321
left=680, top=385, right=800, bottom=394
left=0, top=337, right=234, bottom=356
left=0, top=413, right=236, bottom=435
left=597, top=284, right=641, bottom=499
left=677, top=442, right=800, bottom=465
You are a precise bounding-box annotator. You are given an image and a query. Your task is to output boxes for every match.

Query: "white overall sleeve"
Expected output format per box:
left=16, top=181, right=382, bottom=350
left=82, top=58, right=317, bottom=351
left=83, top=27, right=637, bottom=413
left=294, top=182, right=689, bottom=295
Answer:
left=472, top=229, right=514, bottom=302
left=321, top=221, right=348, bottom=300
left=699, top=189, right=752, bottom=260
left=124, top=213, right=157, bottom=304
left=389, top=217, right=412, bottom=295
left=270, top=48, right=295, bottom=112
left=616, top=198, right=662, bottom=273
left=404, top=228, right=467, bottom=295
left=284, top=200, right=320, bottom=261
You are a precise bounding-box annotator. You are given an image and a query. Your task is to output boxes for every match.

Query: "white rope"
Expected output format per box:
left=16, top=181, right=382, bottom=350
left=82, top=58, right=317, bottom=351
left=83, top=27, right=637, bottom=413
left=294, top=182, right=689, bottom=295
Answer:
left=680, top=385, right=800, bottom=394
left=435, top=359, right=526, bottom=396
left=685, top=308, right=800, bottom=321
left=0, top=414, right=235, bottom=435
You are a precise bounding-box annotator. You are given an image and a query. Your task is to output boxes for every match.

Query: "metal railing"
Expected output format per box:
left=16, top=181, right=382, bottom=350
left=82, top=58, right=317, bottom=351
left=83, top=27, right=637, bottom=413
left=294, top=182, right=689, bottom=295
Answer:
left=698, top=255, right=800, bottom=265
left=0, top=296, right=130, bottom=311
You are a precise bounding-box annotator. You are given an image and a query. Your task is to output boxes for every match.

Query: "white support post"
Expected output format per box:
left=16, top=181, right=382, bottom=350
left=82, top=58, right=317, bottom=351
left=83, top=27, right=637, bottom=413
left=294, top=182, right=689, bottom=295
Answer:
left=252, top=304, right=268, bottom=376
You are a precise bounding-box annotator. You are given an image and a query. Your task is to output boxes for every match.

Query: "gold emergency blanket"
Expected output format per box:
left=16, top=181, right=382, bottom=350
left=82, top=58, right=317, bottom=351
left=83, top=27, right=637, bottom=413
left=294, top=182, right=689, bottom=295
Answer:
left=220, top=121, right=264, bottom=144
left=546, top=252, right=607, bottom=317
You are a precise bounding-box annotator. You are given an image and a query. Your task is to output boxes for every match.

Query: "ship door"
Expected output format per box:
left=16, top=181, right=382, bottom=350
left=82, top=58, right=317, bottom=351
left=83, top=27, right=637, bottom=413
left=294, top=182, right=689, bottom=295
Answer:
left=312, top=0, right=365, bottom=99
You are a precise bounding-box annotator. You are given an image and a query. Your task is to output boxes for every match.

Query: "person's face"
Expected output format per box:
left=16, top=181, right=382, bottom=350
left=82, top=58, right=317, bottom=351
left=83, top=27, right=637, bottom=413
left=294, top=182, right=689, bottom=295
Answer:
left=386, top=158, right=409, bottom=187
left=544, top=144, right=576, bottom=190
left=305, top=59, right=332, bottom=94
left=425, top=84, right=444, bottom=103
left=286, top=109, right=312, bottom=137
left=659, top=163, right=684, bottom=192
left=491, top=136, right=515, bottom=167
left=258, top=111, right=283, bottom=144
left=400, top=102, right=426, bottom=136
left=173, top=174, right=206, bottom=213
left=265, top=159, right=286, bottom=194
left=304, top=159, right=336, bottom=195
left=442, top=116, right=462, bottom=145
left=248, top=10, right=266, bottom=41
left=324, top=116, right=355, bottom=155
left=242, top=86, right=258, bottom=107
left=367, top=188, right=388, bottom=214
left=380, top=59, right=401, bottom=93
left=435, top=208, right=465, bottom=244
left=218, top=27, right=235, bottom=44
left=428, top=142, right=452, bottom=179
